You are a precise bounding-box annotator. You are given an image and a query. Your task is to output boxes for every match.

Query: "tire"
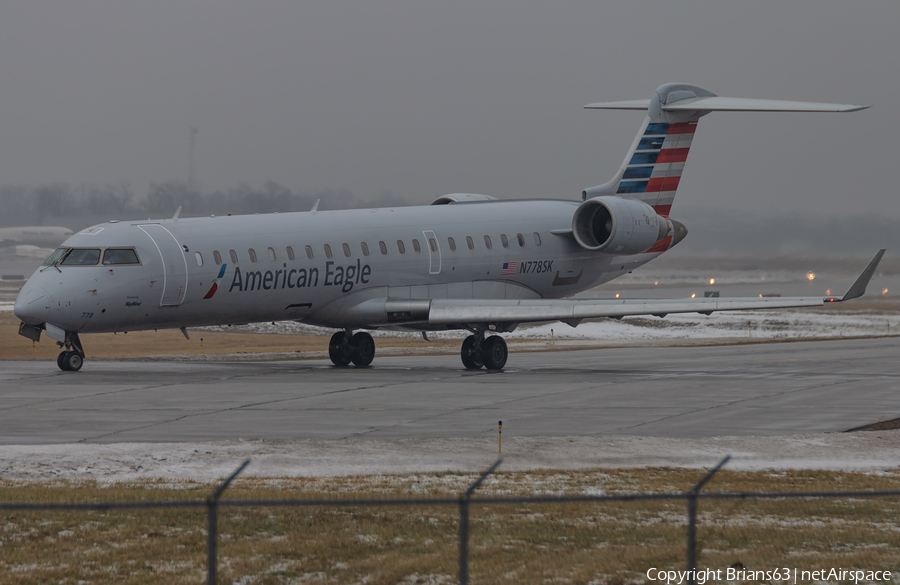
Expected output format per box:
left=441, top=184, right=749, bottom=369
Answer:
left=64, top=352, right=84, bottom=372
left=349, top=332, right=375, bottom=367
left=460, top=335, right=484, bottom=370
left=57, top=351, right=70, bottom=371
left=328, top=331, right=352, bottom=366
left=482, top=336, right=508, bottom=371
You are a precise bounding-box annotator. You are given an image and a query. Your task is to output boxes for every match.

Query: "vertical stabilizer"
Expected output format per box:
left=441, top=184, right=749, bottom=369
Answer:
left=583, top=83, right=869, bottom=216
left=582, top=84, right=715, bottom=217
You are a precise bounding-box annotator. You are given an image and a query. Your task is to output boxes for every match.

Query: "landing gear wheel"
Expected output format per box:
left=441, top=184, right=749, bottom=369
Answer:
left=349, top=332, right=376, bottom=367
left=62, top=351, right=84, bottom=372
left=328, top=331, right=352, bottom=366
left=482, top=336, right=508, bottom=371
left=57, top=351, right=70, bottom=371
left=460, top=335, right=484, bottom=370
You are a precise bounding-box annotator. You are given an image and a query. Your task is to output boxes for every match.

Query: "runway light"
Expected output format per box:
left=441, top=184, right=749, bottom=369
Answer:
left=826, top=289, right=831, bottom=296
left=884, top=288, right=890, bottom=295
left=807, top=271, right=816, bottom=281
left=758, top=294, right=763, bottom=298
left=654, top=281, right=659, bottom=285
left=709, top=278, right=715, bottom=285
left=615, top=293, right=620, bottom=298
left=691, top=293, right=696, bottom=298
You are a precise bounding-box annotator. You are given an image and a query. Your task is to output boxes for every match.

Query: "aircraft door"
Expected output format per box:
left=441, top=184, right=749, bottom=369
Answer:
left=137, top=224, right=188, bottom=307
left=423, top=230, right=441, bottom=275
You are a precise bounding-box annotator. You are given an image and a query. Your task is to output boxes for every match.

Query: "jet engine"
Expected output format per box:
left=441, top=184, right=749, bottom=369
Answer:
left=571, top=196, right=670, bottom=255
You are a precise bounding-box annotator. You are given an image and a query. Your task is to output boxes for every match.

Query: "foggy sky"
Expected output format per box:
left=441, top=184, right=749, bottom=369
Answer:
left=0, top=1, right=897, bottom=233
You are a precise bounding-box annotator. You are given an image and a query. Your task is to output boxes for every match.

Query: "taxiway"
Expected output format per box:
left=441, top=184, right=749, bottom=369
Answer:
left=2, top=337, right=898, bottom=445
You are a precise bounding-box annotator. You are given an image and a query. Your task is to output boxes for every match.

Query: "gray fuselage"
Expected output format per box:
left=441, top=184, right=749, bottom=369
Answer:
left=16, top=199, right=663, bottom=335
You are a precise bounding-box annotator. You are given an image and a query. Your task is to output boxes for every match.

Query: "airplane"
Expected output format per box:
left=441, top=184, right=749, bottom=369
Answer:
left=14, top=83, right=885, bottom=372
left=0, top=226, right=74, bottom=248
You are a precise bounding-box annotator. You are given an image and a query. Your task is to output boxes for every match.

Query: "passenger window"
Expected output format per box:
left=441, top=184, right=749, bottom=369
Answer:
left=286, top=246, right=295, bottom=261
left=102, top=248, right=140, bottom=265
left=412, top=239, right=421, bottom=253
left=230, top=249, right=239, bottom=263
left=379, top=241, right=388, bottom=255
left=324, top=244, right=332, bottom=259
left=61, top=248, right=101, bottom=266
left=194, top=252, right=203, bottom=266
left=361, top=242, right=369, bottom=256
left=517, top=233, right=525, bottom=247
left=429, top=238, right=437, bottom=252
left=483, top=235, right=492, bottom=249
left=213, top=250, right=222, bottom=264
left=466, top=236, right=474, bottom=250
left=342, top=243, right=351, bottom=257
left=500, top=234, right=509, bottom=248
left=533, top=232, right=542, bottom=246
left=305, top=245, right=314, bottom=259
left=43, top=248, right=68, bottom=265
left=397, top=240, right=406, bottom=254
left=448, top=237, right=456, bottom=251
left=268, top=247, right=276, bottom=261
left=249, top=248, right=258, bottom=262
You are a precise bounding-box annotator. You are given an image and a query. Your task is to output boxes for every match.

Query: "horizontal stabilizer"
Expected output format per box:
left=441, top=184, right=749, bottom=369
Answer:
left=661, top=96, right=869, bottom=113
left=585, top=96, right=870, bottom=113
left=583, top=99, right=651, bottom=110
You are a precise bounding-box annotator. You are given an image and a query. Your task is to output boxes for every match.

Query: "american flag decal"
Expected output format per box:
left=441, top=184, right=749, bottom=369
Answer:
left=501, top=262, right=517, bottom=275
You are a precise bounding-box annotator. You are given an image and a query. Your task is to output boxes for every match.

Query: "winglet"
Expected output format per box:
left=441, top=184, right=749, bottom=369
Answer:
left=827, top=249, right=886, bottom=303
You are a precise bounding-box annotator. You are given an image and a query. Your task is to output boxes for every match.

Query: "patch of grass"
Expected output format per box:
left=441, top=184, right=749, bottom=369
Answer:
left=2, top=469, right=900, bottom=583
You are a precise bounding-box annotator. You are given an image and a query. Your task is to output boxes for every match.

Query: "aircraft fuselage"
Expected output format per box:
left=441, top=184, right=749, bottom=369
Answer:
left=16, top=199, right=663, bottom=335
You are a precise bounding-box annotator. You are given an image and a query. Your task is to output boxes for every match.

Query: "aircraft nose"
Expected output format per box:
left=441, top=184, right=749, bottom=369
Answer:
left=14, top=283, right=52, bottom=326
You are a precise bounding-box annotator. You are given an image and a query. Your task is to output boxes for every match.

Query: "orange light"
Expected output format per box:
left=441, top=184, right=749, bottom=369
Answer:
left=826, top=289, right=831, bottom=295
left=884, top=288, right=890, bottom=295
left=654, top=281, right=659, bottom=286
left=807, top=272, right=815, bottom=281
left=691, top=293, right=696, bottom=299
left=615, top=293, right=620, bottom=298
left=709, top=278, right=715, bottom=285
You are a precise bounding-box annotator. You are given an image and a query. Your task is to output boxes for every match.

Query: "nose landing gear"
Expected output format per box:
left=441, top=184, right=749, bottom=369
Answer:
left=460, top=331, right=507, bottom=371
left=56, top=332, right=85, bottom=372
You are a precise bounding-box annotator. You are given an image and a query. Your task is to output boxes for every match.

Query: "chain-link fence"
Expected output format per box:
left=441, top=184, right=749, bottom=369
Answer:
left=3, top=456, right=900, bottom=584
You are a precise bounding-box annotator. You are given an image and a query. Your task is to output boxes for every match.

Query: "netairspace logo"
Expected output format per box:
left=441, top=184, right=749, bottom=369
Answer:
left=646, top=567, right=892, bottom=585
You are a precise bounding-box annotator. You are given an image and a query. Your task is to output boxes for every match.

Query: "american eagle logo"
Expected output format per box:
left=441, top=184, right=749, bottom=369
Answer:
left=203, top=264, right=227, bottom=299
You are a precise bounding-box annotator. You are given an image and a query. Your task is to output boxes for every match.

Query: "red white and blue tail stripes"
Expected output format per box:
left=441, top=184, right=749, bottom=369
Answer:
left=616, top=121, right=697, bottom=217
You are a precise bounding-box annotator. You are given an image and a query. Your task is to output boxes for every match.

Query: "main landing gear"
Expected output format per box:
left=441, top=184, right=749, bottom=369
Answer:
left=56, top=331, right=85, bottom=372
left=327, top=328, right=509, bottom=371
left=461, top=331, right=507, bottom=371
left=328, top=330, right=375, bottom=367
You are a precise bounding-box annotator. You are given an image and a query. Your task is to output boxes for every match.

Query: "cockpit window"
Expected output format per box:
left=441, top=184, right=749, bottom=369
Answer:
left=102, top=248, right=140, bottom=265
left=60, top=248, right=101, bottom=266
left=43, top=248, right=69, bottom=266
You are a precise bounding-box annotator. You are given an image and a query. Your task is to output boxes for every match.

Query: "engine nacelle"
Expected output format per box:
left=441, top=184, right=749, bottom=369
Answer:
left=572, top=196, right=669, bottom=255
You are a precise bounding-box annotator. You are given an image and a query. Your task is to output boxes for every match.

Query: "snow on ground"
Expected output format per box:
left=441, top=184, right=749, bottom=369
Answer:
left=2, top=433, right=900, bottom=480
left=194, top=309, right=900, bottom=342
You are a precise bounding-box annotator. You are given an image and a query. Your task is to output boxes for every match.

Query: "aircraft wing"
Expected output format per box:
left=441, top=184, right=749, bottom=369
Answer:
left=427, top=295, right=826, bottom=326
left=379, top=250, right=886, bottom=328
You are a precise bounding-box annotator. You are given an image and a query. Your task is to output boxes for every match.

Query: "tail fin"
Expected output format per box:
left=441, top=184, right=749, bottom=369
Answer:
left=582, top=83, right=869, bottom=217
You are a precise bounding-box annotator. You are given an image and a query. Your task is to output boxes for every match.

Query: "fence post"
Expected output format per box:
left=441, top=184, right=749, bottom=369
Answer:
left=206, top=459, right=251, bottom=585
left=686, top=455, right=730, bottom=585
left=459, top=459, right=503, bottom=585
